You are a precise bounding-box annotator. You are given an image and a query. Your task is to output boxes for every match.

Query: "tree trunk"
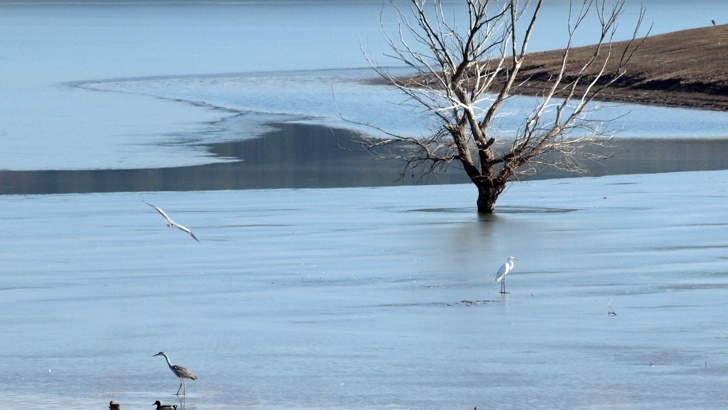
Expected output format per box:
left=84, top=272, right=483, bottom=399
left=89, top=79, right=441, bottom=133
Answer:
left=475, top=179, right=505, bottom=214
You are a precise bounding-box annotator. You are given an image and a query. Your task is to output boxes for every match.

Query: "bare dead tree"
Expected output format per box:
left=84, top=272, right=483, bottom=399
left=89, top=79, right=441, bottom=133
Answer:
left=362, top=0, right=647, bottom=213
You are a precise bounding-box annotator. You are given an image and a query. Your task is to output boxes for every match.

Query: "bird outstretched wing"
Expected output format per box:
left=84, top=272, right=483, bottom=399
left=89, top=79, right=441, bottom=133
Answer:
left=174, top=224, right=199, bottom=242
left=145, top=201, right=174, bottom=223
left=145, top=201, right=199, bottom=242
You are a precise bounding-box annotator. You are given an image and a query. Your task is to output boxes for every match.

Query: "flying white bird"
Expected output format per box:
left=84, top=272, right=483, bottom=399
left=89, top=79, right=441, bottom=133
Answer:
left=495, top=256, right=518, bottom=294
left=144, top=202, right=199, bottom=242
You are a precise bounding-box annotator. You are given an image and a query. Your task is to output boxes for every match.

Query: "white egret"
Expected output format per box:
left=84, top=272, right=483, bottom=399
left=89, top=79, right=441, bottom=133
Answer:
left=495, top=256, right=518, bottom=294
left=144, top=202, right=199, bottom=242
left=153, top=352, right=197, bottom=396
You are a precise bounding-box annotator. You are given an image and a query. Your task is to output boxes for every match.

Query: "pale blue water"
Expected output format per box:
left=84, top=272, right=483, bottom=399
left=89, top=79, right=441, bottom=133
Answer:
left=1, top=0, right=727, bottom=170
left=1, top=2, right=728, bottom=409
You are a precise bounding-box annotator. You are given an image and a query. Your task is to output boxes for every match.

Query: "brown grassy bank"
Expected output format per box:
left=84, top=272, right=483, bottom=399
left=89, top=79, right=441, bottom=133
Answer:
left=511, top=24, right=728, bottom=111
left=389, top=24, right=728, bottom=111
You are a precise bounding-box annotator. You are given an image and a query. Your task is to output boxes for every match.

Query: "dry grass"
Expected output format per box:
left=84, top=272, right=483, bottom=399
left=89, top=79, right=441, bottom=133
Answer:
left=514, top=24, right=728, bottom=111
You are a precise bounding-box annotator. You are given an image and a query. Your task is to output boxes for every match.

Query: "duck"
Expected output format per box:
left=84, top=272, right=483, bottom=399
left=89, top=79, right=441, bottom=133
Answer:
left=153, top=400, right=178, bottom=410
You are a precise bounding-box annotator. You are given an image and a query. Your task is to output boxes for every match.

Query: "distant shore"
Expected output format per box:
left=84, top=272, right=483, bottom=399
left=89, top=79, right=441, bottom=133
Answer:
left=390, top=24, right=728, bottom=112
left=503, top=24, right=728, bottom=111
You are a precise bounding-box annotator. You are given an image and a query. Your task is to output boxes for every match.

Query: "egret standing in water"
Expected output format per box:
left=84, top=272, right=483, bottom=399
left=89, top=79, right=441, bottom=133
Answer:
left=153, top=352, right=197, bottom=396
left=495, top=256, right=518, bottom=294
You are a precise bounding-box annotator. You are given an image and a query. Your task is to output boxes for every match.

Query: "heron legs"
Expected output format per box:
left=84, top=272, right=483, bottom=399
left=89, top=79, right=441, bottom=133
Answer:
left=500, top=280, right=508, bottom=294
left=176, top=379, right=186, bottom=396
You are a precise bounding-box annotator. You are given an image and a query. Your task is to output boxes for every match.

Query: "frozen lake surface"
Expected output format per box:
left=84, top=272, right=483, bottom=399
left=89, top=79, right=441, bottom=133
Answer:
left=2, top=170, right=728, bottom=409
left=1, top=1, right=728, bottom=409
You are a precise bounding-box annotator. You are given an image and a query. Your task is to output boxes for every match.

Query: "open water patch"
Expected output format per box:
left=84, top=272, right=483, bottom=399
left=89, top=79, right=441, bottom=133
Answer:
left=0, top=123, right=465, bottom=195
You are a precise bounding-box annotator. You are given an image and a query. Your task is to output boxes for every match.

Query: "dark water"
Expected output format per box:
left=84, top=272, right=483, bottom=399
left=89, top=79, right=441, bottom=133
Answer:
left=537, top=137, right=728, bottom=178
left=1, top=120, right=727, bottom=195
left=0, top=122, right=466, bottom=195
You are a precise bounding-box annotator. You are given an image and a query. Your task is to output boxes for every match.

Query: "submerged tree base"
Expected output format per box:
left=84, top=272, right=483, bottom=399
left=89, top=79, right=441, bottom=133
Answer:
left=476, top=181, right=505, bottom=214
left=364, top=0, right=646, bottom=213
left=476, top=187, right=502, bottom=214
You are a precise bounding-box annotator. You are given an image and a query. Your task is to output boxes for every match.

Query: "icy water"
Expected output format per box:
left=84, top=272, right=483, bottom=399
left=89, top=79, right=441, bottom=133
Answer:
left=3, top=172, right=728, bottom=409
left=2, top=1, right=728, bottom=409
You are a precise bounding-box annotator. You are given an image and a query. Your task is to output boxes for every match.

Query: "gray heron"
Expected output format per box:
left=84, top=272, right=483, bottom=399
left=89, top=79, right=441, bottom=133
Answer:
left=153, top=352, right=197, bottom=396
left=495, top=256, right=518, bottom=294
left=144, top=201, right=199, bottom=242
left=153, top=400, right=178, bottom=410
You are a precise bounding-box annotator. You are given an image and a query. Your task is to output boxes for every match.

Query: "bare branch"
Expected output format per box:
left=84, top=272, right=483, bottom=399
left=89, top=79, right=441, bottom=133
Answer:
left=357, top=0, right=646, bottom=212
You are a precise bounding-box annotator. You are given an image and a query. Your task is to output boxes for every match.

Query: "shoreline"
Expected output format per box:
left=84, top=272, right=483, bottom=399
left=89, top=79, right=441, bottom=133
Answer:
left=502, top=24, right=728, bottom=112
